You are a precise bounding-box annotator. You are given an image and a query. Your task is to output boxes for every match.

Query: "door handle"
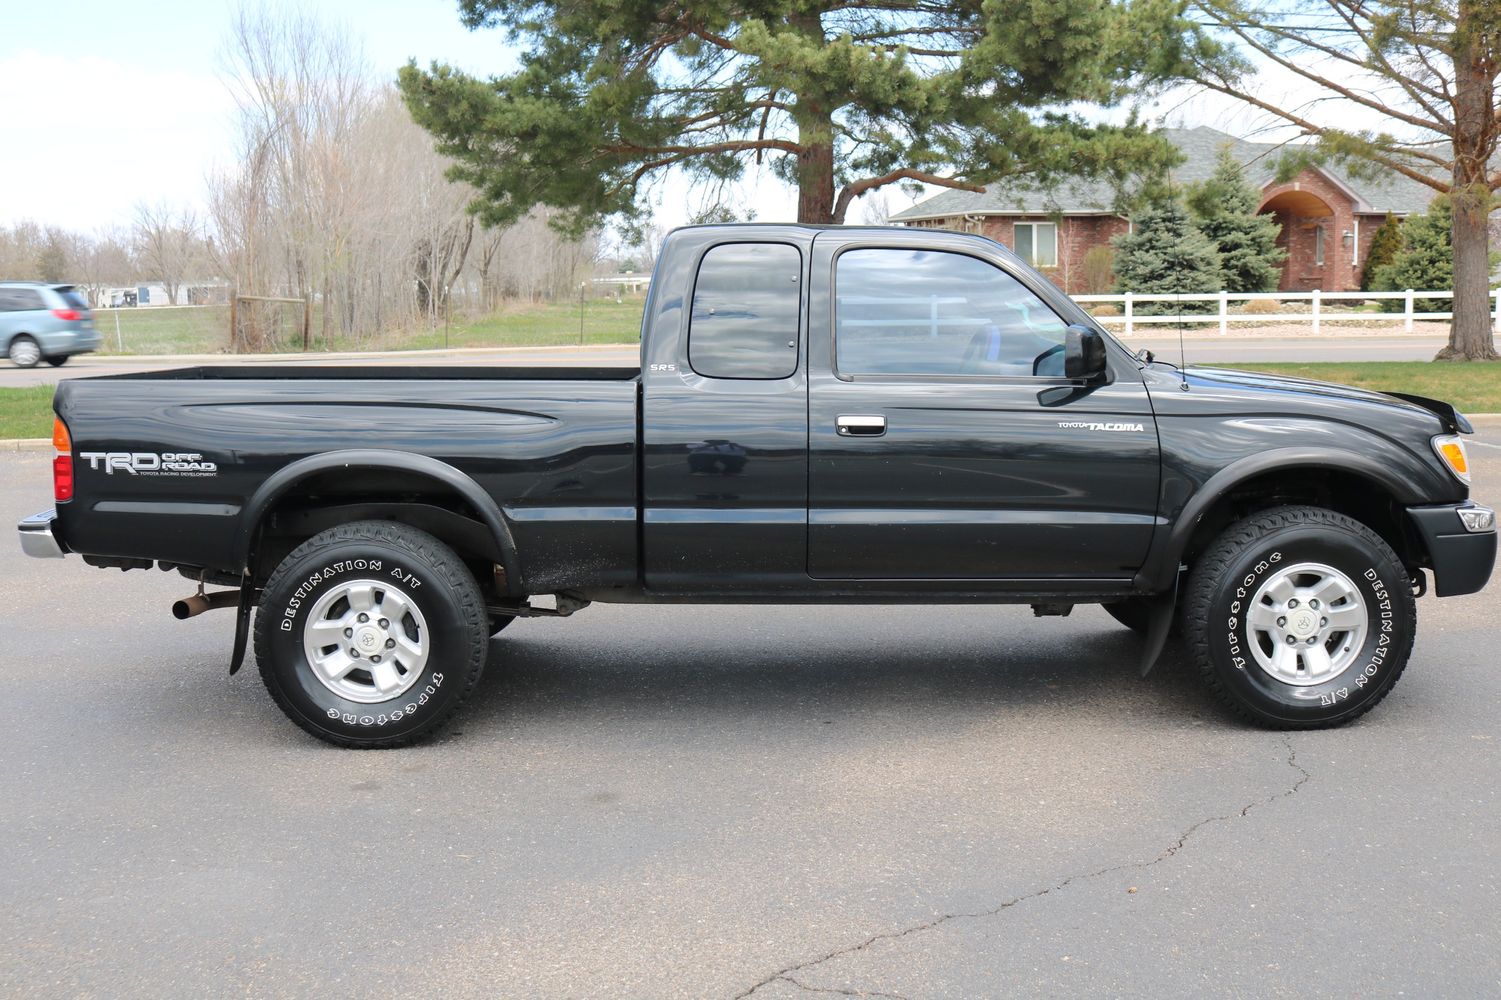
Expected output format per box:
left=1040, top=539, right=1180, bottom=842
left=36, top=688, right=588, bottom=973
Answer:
left=837, top=414, right=886, bottom=437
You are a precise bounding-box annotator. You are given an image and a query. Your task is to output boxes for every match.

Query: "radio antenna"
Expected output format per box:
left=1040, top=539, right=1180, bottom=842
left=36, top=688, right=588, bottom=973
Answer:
left=1177, top=285, right=1189, bottom=391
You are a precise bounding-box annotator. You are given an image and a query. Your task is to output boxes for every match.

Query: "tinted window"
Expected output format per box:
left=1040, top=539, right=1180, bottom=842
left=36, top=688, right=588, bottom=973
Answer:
left=56, top=287, right=90, bottom=310
left=0, top=288, right=45, bottom=312
left=835, top=248, right=1070, bottom=377
left=689, top=243, right=801, bottom=379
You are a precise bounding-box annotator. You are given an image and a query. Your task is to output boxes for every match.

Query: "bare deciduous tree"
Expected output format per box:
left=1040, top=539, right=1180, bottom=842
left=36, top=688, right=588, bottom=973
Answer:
left=209, top=6, right=597, bottom=351
left=133, top=202, right=205, bottom=305
left=1192, top=0, right=1500, bottom=361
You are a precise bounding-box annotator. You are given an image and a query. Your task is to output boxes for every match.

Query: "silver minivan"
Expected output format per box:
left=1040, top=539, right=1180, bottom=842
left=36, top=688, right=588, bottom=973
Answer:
left=0, top=282, right=102, bottom=367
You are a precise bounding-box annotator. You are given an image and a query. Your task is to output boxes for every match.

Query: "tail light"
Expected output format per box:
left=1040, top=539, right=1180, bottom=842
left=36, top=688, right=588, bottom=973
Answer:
left=51, top=308, right=82, bottom=321
left=52, top=418, right=73, bottom=503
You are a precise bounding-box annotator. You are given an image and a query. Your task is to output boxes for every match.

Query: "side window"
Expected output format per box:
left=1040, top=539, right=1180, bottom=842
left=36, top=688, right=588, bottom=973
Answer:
left=835, top=248, right=1071, bottom=378
left=4, top=289, right=44, bottom=311
left=0, top=291, right=15, bottom=312
left=689, top=243, right=801, bottom=379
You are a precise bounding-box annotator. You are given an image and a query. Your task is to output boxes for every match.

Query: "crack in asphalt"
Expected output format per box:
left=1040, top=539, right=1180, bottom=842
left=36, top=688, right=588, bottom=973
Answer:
left=778, top=974, right=911, bottom=999
left=733, top=735, right=1312, bottom=1000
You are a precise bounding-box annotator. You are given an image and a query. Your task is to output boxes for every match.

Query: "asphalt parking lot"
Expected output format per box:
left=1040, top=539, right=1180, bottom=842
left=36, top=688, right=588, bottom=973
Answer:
left=2, top=426, right=1498, bottom=998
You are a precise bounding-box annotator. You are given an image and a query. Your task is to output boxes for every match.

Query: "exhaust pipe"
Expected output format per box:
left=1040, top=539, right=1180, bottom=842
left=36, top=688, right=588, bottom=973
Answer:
left=173, top=590, right=241, bottom=620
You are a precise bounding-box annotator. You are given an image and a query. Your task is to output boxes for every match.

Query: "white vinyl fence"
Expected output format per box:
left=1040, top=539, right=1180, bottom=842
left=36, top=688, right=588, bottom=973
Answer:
left=1072, top=289, right=1501, bottom=336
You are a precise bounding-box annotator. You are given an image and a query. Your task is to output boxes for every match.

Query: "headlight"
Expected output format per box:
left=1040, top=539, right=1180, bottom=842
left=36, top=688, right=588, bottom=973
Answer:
left=1458, top=505, right=1495, bottom=533
left=1432, top=434, right=1471, bottom=485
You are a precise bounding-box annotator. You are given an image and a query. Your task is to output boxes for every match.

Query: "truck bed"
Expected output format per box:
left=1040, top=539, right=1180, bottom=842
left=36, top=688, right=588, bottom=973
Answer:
left=54, top=369, right=642, bottom=592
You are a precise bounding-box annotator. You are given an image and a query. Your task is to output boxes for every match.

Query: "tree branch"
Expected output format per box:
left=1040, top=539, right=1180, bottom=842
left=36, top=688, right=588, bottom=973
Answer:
left=1193, top=76, right=1452, bottom=194
left=1201, top=12, right=1450, bottom=135
left=833, top=168, right=984, bottom=223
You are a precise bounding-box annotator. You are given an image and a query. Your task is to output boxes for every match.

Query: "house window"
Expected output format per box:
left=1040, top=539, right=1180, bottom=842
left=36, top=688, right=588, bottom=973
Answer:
left=1013, top=222, right=1058, bottom=267
left=1314, top=224, right=1325, bottom=266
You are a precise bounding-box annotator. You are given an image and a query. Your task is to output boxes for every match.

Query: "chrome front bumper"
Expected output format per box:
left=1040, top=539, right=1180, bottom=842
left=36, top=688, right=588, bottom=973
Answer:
left=17, top=510, right=65, bottom=559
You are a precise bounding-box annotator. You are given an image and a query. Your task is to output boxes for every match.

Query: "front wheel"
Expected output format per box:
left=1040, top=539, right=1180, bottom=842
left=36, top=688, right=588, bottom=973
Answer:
left=1183, top=505, right=1415, bottom=729
left=253, top=520, right=489, bottom=747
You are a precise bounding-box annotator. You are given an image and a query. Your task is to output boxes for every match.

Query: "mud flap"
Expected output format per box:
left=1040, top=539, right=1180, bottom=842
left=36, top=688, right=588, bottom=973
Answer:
left=229, top=574, right=253, bottom=676
left=1138, top=570, right=1182, bottom=678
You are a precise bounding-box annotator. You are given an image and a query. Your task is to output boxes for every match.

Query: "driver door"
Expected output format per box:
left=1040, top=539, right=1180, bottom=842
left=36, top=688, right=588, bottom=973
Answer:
left=807, top=235, right=1160, bottom=582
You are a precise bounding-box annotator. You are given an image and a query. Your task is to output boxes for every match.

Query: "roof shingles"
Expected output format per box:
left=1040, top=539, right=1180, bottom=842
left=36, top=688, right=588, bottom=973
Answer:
left=889, top=126, right=1440, bottom=221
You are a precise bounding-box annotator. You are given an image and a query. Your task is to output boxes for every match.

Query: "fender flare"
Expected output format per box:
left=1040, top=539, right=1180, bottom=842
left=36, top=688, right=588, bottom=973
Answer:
left=236, top=449, right=521, bottom=592
left=1139, top=446, right=1429, bottom=592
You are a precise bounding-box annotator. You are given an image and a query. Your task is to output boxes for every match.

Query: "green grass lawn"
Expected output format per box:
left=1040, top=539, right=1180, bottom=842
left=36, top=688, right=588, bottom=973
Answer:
left=1221, top=361, right=1501, bottom=413
left=91, top=296, right=646, bottom=356
left=0, top=386, right=55, bottom=439
left=378, top=295, right=645, bottom=351
left=94, top=306, right=233, bottom=355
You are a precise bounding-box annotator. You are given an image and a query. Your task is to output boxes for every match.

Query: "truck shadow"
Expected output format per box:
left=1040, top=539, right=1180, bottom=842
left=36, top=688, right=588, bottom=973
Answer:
left=451, top=619, right=1224, bottom=733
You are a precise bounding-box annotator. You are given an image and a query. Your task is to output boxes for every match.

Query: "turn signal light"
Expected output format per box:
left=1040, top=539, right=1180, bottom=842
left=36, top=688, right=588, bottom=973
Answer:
left=52, top=417, right=73, bottom=503
left=1432, top=434, right=1470, bottom=485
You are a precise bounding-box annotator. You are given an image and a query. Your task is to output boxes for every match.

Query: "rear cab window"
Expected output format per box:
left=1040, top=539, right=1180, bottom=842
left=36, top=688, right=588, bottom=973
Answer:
left=688, top=243, right=802, bottom=379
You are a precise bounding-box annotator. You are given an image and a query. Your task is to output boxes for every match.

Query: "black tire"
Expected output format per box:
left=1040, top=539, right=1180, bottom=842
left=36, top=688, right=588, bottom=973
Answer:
left=1183, top=505, right=1415, bottom=729
left=7, top=335, right=40, bottom=368
left=489, top=613, right=516, bottom=636
left=44, top=354, right=68, bottom=367
left=254, top=520, right=488, bottom=748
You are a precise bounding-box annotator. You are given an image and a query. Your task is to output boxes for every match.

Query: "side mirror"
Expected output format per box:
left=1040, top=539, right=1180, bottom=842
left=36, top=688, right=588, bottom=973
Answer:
left=1064, top=324, right=1107, bottom=380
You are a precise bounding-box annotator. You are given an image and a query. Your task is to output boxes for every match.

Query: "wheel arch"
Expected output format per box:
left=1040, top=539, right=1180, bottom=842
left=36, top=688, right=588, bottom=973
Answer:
left=238, top=450, right=522, bottom=594
left=1145, top=447, right=1432, bottom=591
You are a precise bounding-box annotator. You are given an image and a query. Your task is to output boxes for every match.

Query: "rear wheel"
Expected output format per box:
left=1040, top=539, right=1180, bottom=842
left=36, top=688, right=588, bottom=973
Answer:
left=7, top=335, right=40, bottom=368
left=254, top=520, right=489, bottom=748
left=1183, top=505, right=1415, bottom=729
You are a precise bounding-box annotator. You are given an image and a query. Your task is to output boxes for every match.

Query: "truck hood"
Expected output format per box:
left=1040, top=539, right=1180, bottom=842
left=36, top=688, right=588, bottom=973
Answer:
left=1171, top=365, right=1469, bottom=432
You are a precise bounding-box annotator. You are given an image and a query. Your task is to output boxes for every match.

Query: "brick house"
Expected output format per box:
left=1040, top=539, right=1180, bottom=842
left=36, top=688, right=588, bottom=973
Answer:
left=889, top=125, right=1437, bottom=294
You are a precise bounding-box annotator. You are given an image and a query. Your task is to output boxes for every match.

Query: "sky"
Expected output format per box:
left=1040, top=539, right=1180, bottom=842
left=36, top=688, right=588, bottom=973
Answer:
left=0, top=1, right=1401, bottom=236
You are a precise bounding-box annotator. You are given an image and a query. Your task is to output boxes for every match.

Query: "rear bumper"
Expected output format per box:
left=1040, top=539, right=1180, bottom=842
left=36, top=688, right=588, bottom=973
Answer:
left=17, top=509, right=66, bottom=559
left=1407, top=502, right=1496, bottom=597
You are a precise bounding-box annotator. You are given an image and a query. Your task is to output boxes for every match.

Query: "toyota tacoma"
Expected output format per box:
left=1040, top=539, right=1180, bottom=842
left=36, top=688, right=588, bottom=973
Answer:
left=17, top=224, right=1496, bottom=746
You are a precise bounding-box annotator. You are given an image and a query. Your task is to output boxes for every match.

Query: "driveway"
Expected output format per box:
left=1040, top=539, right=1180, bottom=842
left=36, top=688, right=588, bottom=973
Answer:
left=1, top=428, right=1497, bottom=998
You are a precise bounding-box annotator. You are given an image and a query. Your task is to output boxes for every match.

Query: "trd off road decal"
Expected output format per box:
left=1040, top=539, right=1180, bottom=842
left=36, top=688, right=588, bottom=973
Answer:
left=78, top=452, right=218, bottom=476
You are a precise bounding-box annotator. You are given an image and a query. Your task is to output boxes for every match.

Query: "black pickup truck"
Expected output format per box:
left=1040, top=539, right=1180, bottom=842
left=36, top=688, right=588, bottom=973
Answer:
left=18, top=224, right=1496, bottom=746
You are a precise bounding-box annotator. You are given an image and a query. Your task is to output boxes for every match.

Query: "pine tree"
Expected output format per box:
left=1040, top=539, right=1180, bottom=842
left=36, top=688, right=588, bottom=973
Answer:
left=1373, top=197, right=1453, bottom=313
left=1186, top=148, right=1285, bottom=293
left=399, top=2, right=1204, bottom=230
left=1359, top=213, right=1403, bottom=292
left=1112, top=201, right=1223, bottom=314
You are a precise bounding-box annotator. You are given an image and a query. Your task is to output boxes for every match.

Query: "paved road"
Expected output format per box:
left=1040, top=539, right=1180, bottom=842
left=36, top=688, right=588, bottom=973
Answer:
left=0, top=333, right=1457, bottom=388
left=2, top=431, right=1498, bottom=998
